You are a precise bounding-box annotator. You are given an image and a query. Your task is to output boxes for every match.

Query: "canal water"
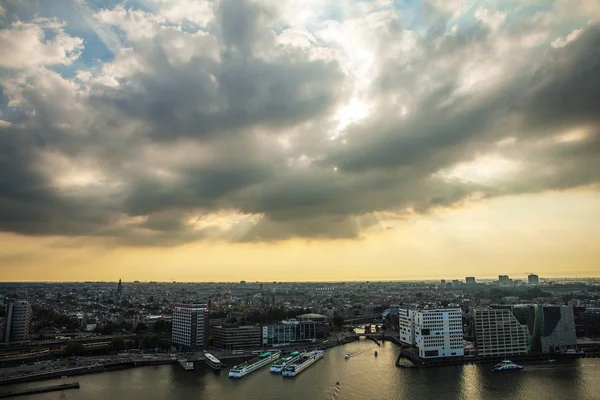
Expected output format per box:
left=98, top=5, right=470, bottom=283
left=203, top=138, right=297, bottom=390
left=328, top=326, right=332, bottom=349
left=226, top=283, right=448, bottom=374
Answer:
left=4, top=339, right=600, bottom=399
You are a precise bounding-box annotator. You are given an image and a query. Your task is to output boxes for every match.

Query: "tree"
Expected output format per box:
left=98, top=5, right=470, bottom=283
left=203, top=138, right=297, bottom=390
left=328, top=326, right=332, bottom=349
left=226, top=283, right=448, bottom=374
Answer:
left=332, top=315, right=345, bottom=331
left=135, top=323, right=148, bottom=334
left=65, top=341, right=85, bottom=356
left=153, top=319, right=171, bottom=334
left=111, top=337, right=126, bottom=352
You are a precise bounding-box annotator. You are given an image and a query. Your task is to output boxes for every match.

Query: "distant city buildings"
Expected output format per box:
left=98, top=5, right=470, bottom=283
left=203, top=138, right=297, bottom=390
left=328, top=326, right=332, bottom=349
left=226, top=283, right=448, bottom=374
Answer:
left=465, top=277, right=476, bottom=284
left=528, top=274, right=540, bottom=285
left=498, top=275, right=510, bottom=284
left=3, top=299, right=32, bottom=343
left=171, top=303, right=208, bottom=351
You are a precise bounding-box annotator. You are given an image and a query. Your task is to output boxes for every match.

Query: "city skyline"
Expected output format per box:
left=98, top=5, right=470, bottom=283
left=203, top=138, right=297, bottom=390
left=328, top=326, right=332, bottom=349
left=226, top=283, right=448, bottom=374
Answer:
left=1, top=0, right=600, bottom=282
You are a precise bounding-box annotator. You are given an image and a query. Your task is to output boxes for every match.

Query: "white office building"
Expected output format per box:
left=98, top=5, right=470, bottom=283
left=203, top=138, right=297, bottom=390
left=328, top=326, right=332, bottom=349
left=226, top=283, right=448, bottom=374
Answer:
left=398, top=308, right=416, bottom=345
left=414, top=309, right=464, bottom=359
left=171, top=303, right=208, bottom=351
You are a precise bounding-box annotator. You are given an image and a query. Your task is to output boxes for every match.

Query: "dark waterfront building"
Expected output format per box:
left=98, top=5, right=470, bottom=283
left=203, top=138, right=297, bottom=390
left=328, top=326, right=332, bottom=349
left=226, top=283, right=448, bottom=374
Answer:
left=212, top=324, right=262, bottom=350
left=262, top=320, right=329, bottom=346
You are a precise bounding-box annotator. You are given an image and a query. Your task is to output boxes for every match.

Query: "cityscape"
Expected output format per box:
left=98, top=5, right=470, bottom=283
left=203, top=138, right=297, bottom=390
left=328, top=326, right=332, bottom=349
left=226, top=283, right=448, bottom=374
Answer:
left=2, top=0, right=600, bottom=398
left=1, top=275, right=600, bottom=397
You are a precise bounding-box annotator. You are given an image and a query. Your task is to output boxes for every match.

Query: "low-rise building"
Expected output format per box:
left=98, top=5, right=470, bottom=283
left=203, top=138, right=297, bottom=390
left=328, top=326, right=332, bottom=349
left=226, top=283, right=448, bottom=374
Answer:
left=212, top=324, right=262, bottom=350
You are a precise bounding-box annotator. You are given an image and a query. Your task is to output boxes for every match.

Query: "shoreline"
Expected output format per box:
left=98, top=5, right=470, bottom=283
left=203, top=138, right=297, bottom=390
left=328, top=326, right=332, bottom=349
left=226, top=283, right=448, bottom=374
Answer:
left=0, top=334, right=361, bottom=386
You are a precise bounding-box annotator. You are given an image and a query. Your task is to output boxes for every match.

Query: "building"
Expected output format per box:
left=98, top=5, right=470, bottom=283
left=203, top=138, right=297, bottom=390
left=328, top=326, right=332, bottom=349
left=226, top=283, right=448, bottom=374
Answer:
left=474, top=308, right=530, bottom=358
left=574, top=307, right=600, bottom=338
left=528, top=274, right=539, bottom=284
left=539, top=305, right=577, bottom=353
left=262, top=320, right=329, bottom=347
left=171, top=303, right=208, bottom=351
left=398, top=308, right=416, bottom=345
left=3, top=299, right=32, bottom=343
left=212, top=324, right=262, bottom=350
left=451, top=280, right=460, bottom=286
left=465, top=277, right=476, bottom=284
left=498, top=275, right=510, bottom=284
left=414, top=309, right=464, bottom=359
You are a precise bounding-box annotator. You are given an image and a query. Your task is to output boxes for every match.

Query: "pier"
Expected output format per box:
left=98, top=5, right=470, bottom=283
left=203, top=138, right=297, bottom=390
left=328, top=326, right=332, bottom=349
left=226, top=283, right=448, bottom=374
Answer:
left=0, top=382, right=80, bottom=398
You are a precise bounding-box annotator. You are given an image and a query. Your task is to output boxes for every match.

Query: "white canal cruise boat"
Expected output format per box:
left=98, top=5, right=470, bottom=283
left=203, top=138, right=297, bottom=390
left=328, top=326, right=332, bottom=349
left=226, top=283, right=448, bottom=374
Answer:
left=270, top=351, right=304, bottom=373
left=228, top=350, right=281, bottom=378
left=282, top=350, right=324, bottom=377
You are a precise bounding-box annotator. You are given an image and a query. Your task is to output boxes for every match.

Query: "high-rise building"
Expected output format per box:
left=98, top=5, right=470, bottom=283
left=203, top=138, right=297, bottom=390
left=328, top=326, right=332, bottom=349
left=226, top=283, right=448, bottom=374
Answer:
left=212, top=324, right=262, bottom=350
left=474, top=308, right=531, bottom=357
left=3, top=299, right=32, bottom=343
left=171, top=303, right=208, bottom=351
left=498, top=275, right=510, bottom=284
left=465, top=277, right=476, bottom=284
left=414, top=309, right=464, bottom=359
left=528, top=274, right=539, bottom=284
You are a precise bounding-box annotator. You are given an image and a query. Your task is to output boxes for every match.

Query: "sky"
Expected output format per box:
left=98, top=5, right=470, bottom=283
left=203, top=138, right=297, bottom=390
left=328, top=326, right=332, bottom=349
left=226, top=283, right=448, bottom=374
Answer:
left=0, top=0, right=599, bottom=282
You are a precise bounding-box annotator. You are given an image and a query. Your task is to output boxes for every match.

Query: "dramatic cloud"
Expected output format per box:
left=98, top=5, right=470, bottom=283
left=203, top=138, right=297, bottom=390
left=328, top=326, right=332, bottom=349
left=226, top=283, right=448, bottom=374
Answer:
left=0, top=0, right=599, bottom=245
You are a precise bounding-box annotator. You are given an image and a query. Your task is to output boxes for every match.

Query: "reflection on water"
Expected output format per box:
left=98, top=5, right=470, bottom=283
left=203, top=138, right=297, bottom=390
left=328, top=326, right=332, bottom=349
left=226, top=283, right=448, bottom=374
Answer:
left=4, top=340, right=599, bottom=400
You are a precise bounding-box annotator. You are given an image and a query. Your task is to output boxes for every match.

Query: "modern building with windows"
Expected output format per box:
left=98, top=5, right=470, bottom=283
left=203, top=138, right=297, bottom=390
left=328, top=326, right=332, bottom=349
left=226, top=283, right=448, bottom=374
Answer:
left=171, top=303, right=208, bottom=351
left=413, top=309, right=464, bottom=359
left=262, top=319, right=328, bottom=346
left=528, top=274, right=539, bottom=284
left=465, top=277, right=476, bottom=284
left=212, top=324, right=262, bottom=350
left=474, top=308, right=530, bottom=358
left=3, top=299, right=32, bottom=343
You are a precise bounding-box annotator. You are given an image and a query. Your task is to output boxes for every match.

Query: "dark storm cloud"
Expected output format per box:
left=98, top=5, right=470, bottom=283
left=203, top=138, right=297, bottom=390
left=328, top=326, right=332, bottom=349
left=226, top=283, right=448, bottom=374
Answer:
left=1, top=1, right=600, bottom=244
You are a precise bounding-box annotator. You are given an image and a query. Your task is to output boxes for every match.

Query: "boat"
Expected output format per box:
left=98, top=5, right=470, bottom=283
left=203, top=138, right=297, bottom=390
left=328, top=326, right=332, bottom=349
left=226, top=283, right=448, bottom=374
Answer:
left=344, top=353, right=351, bottom=359
left=204, top=353, right=222, bottom=370
left=492, top=360, right=523, bottom=372
left=178, top=360, right=194, bottom=371
left=270, top=351, right=304, bottom=373
left=547, top=359, right=556, bottom=363
left=282, top=350, right=324, bottom=377
left=374, top=351, right=378, bottom=357
left=228, top=350, right=281, bottom=378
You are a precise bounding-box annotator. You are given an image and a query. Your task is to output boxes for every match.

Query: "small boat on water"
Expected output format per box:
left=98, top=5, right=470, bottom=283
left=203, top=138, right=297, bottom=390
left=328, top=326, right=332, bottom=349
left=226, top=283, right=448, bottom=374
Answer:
left=547, top=359, right=556, bottom=363
left=344, top=353, right=351, bottom=359
left=493, top=360, right=523, bottom=372
left=374, top=351, right=378, bottom=357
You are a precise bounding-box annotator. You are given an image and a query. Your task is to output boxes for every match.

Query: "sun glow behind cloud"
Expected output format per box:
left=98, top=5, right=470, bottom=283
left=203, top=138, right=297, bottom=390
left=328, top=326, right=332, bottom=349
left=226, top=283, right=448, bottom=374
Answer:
left=0, top=0, right=599, bottom=281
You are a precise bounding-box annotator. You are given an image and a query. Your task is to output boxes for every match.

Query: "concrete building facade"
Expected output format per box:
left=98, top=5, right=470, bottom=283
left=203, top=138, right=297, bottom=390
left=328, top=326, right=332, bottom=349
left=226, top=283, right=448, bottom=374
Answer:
left=540, top=305, right=577, bottom=353
left=474, top=308, right=530, bottom=357
left=398, top=308, right=416, bottom=345
left=171, top=303, right=208, bottom=351
left=3, top=300, right=32, bottom=343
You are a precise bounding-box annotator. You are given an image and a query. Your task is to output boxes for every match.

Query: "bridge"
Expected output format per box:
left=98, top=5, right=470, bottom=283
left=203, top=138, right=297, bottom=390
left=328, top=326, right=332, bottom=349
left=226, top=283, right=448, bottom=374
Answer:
left=343, top=314, right=382, bottom=324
